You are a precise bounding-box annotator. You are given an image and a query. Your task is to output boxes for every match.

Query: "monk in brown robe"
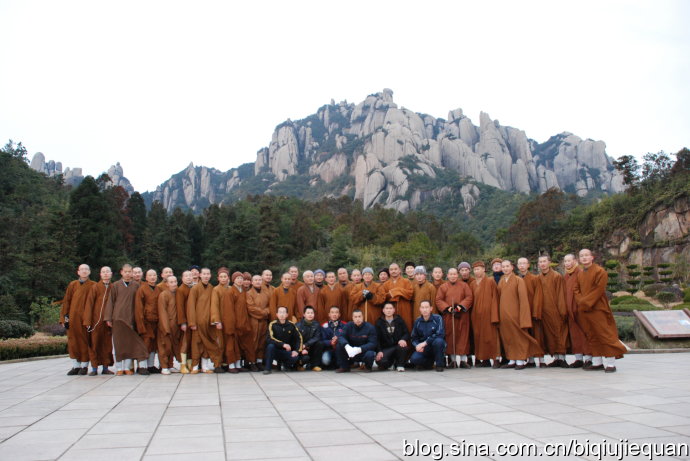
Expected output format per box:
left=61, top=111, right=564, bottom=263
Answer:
left=431, top=267, right=445, bottom=289
left=314, top=269, right=326, bottom=288
left=380, top=263, right=414, bottom=330
left=563, top=254, right=591, bottom=368
left=208, top=267, right=233, bottom=373
left=176, top=271, right=193, bottom=373
left=262, top=269, right=275, bottom=298
left=296, top=271, right=320, bottom=321
left=469, top=261, right=500, bottom=367
left=242, top=272, right=252, bottom=291
left=188, top=267, right=222, bottom=373
left=497, top=260, right=544, bottom=369
left=157, top=275, right=181, bottom=374
left=105, top=264, right=148, bottom=375
left=289, top=266, right=304, bottom=291
left=537, top=255, right=570, bottom=368
left=61, top=264, right=96, bottom=375
left=246, top=274, right=270, bottom=370
left=218, top=272, right=254, bottom=372
left=574, top=249, right=626, bottom=372
left=337, top=267, right=352, bottom=292
left=318, top=272, right=348, bottom=322
left=157, top=267, right=173, bottom=291
left=458, top=262, right=475, bottom=285
left=345, top=269, right=363, bottom=317
left=83, top=266, right=114, bottom=375
left=404, top=261, right=416, bottom=280
left=189, top=265, right=200, bottom=284
left=517, top=257, right=545, bottom=367
left=132, top=266, right=143, bottom=283
left=377, top=268, right=389, bottom=283
left=270, top=273, right=298, bottom=322
left=412, top=266, right=437, bottom=320
left=435, top=267, right=473, bottom=368
left=134, top=269, right=161, bottom=373
left=350, top=267, right=384, bottom=324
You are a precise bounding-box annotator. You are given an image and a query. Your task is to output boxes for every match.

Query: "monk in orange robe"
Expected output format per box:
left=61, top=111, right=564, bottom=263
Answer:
left=380, top=263, right=415, bottom=330
left=517, top=257, right=545, bottom=367
left=412, top=267, right=437, bottom=320
left=157, top=275, right=181, bottom=374
left=537, top=255, right=570, bottom=368
left=246, top=274, right=270, bottom=370
left=497, top=260, right=544, bottom=369
left=61, top=264, right=96, bottom=375
left=435, top=267, right=473, bottom=368
left=431, top=267, right=445, bottom=289
left=262, top=270, right=275, bottom=298
left=270, top=273, right=298, bottom=322
left=188, top=267, right=222, bottom=373
left=350, top=267, right=384, bottom=324
left=289, top=266, right=304, bottom=292
left=563, top=254, right=591, bottom=368
left=134, top=269, right=161, bottom=373
left=176, top=270, right=193, bottom=373
left=219, top=272, right=254, bottom=372
left=317, top=272, right=348, bottom=322
left=469, top=261, right=500, bottom=367
left=296, top=271, right=320, bottom=321
left=574, top=249, right=626, bottom=372
left=156, top=267, right=173, bottom=292
left=83, top=266, right=114, bottom=375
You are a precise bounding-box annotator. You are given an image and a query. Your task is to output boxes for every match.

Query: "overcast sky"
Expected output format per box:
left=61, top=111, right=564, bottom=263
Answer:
left=1, top=1, right=688, bottom=192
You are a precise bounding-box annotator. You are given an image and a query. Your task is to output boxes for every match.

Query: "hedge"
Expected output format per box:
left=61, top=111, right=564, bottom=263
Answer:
left=615, top=316, right=635, bottom=342
left=0, top=335, right=67, bottom=361
left=0, top=320, right=35, bottom=339
left=610, top=296, right=654, bottom=306
left=612, top=303, right=662, bottom=312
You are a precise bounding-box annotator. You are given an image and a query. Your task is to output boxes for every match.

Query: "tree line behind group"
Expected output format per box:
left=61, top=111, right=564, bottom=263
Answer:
left=1, top=140, right=688, bottom=328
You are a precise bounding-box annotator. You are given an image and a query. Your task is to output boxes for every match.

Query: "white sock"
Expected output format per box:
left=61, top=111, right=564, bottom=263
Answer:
left=193, top=365, right=199, bottom=371
left=257, top=359, right=263, bottom=364
left=208, top=359, right=215, bottom=369
left=508, top=360, right=516, bottom=365
left=72, top=359, right=80, bottom=368
left=557, top=354, right=565, bottom=360
left=575, top=354, right=583, bottom=360
left=124, top=359, right=132, bottom=370
left=228, top=362, right=235, bottom=369
left=116, top=361, right=123, bottom=371
left=460, top=355, right=467, bottom=362
left=235, top=360, right=242, bottom=368
left=584, top=355, right=593, bottom=362
left=603, top=357, right=616, bottom=367
left=80, top=361, right=89, bottom=367
left=516, top=360, right=526, bottom=366
left=148, top=352, right=156, bottom=366
left=592, top=356, right=603, bottom=366
left=139, top=359, right=148, bottom=368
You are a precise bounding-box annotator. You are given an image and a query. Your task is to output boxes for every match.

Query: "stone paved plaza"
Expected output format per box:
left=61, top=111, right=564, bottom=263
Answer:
left=1, top=354, right=689, bottom=460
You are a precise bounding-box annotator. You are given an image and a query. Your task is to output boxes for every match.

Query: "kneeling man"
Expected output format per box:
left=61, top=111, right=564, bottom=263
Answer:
left=335, top=309, right=377, bottom=372
left=263, top=306, right=302, bottom=375
left=410, top=300, right=446, bottom=371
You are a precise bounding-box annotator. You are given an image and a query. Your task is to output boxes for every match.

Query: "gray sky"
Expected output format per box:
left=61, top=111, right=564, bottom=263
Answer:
left=1, top=0, right=688, bottom=192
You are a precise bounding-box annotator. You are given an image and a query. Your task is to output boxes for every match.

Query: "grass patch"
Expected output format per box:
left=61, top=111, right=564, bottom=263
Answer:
left=615, top=315, right=635, bottom=342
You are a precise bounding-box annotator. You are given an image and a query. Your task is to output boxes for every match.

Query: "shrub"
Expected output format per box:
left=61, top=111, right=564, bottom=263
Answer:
left=685, top=288, right=690, bottom=303
left=615, top=316, right=635, bottom=341
left=0, top=336, right=67, bottom=361
left=0, top=320, right=35, bottom=339
left=0, top=295, right=24, bottom=322
left=611, top=295, right=650, bottom=305
left=605, top=260, right=619, bottom=270
left=29, top=297, right=60, bottom=329
left=656, top=291, right=676, bottom=309
left=643, top=283, right=665, bottom=297
left=40, top=323, right=66, bottom=337
left=611, top=303, right=660, bottom=312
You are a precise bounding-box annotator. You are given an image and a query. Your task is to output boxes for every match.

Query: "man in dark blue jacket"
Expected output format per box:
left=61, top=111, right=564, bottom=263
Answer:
left=263, top=306, right=302, bottom=375
left=410, top=300, right=446, bottom=371
left=375, top=302, right=411, bottom=371
left=295, top=306, right=324, bottom=371
left=335, top=309, right=377, bottom=372
left=321, top=306, right=347, bottom=369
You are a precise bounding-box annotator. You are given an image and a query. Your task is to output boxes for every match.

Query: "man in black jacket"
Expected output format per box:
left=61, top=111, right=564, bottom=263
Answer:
left=375, top=302, right=411, bottom=372
left=295, top=306, right=324, bottom=371
left=263, top=306, right=302, bottom=375
left=335, top=309, right=377, bottom=372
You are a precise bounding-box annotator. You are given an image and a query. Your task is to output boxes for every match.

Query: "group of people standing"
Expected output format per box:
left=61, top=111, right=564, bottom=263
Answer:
left=59, top=248, right=626, bottom=377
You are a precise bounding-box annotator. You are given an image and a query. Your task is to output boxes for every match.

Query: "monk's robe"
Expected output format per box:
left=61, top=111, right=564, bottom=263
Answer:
left=317, top=284, right=348, bottom=322
left=564, top=266, right=591, bottom=356
left=520, top=272, right=544, bottom=350
left=157, top=289, right=181, bottom=369
left=60, top=279, right=96, bottom=363
left=538, top=269, right=569, bottom=355
left=460, top=276, right=475, bottom=285
left=246, top=286, right=270, bottom=362
left=187, top=282, right=222, bottom=368
left=263, top=282, right=275, bottom=301
left=296, top=284, right=320, bottom=321
left=469, top=277, right=500, bottom=360
left=435, top=280, right=474, bottom=356
left=104, top=280, right=147, bottom=362
left=293, top=280, right=304, bottom=292
left=176, top=283, right=192, bottom=357
left=83, top=280, right=114, bottom=367
left=497, top=274, right=544, bottom=360
left=156, top=280, right=168, bottom=292
left=216, top=285, right=253, bottom=363
left=134, top=283, right=160, bottom=354
left=574, top=264, right=626, bottom=358
left=270, top=286, right=297, bottom=322
left=432, top=279, right=445, bottom=289
left=413, top=281, right=437, bottom=319
left=350, top=281, right=384, bottom=324
left=379, top=277, right=415, bottom=330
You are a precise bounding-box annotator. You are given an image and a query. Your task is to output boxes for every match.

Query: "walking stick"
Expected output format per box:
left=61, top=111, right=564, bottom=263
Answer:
left=452, top=297, right=456, bottom=367
left=365, top=299, right=368, bottom=324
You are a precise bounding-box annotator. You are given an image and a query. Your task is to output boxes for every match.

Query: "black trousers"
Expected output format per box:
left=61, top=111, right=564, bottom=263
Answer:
left=376, top=345, right=409, bottom=369
left=299, top=341, right=325, bottom=368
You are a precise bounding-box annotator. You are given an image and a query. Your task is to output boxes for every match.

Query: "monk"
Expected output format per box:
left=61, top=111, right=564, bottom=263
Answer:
left=157, top=275, right=181, bottom=375
left=563, top=254, right=591, bottom=368
left=350, top=267, right=384, bottom=324
left=517, top=257, right=545, bottom=367
left=490, top=258, right=503, bottom=284
left=380, top=263, right=414, bottom=331
left=157, top=267, right=173, bottom=291
left=270, top=273, right=297, bottom=322
left=435, top=267, right=473, bottom=368
left=134, top=269, right=161, bottom=373
left=337, top=267, right=351, bottom=293
left=222, top=272, right=254, bottom=372
left=176, top=270, right=193, bottom=373
left=187, top=267, right=222, bottom=374
left=242, top=272, right=252, bottom=291
left=345, top=269, right=363, bottom=317
left=246, top=274, right=270, bottom=371
left=538, top=255, right=570, bottom=368
left=469, top=261, right=500, bottom=368
left=403, top=261, right=416, bottom=280
left=208, top=267, right=232, bottom=373
left=289, top=266, right=303, bottom=291
left=189, top=265, right=200, bottom=284
left=497, top=260, right=543, bottom=369
left=132, top=266, right=143, bottom=283
left=458, top=262, right=474, bottom=284
left=61, top=264, right=96, bottom=375
left=574, top=249, right=626, bottom=372
left=262, top=269, right=275, bottom=298
left=104, top=264, right=148, bottom=375
left=378, top=268, right=389, bottom=283
left=317, top=271, right=348, bottom=321
left=431, top=267, right=445, bottom=289
left=84, top=266, right=114, bottom=375
left=296, top=270, right=320, bottom=321
left=314, top=269, right=326, bottom=288
left=412, top=266, right=437, bottom=320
